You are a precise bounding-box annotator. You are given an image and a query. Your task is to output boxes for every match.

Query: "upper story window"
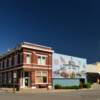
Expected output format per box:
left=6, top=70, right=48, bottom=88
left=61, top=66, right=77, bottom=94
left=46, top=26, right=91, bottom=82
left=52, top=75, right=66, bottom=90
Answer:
left=1, top=61, right=3, bottom=69
left=17, top=54, right=20, bottom=64
left=20, top=53, right=23, bottom=64
left=7, top=58, right=9, bottom=68
left=2, top=61, right=4, bottom=69
left=15, top=54, right=21, bottom=65
left=11, top=56, right=14, bottom=66
left=4, top=59, right=7, bottom=68
left=38, top=55, right=46, bottom=65
left=26, top=53, right=31, bottom=64
left=14, top=55, right=18, bottom=65
left=9, top=57, right=12, bottom=67
left=0, top=62, right=2, bottom=70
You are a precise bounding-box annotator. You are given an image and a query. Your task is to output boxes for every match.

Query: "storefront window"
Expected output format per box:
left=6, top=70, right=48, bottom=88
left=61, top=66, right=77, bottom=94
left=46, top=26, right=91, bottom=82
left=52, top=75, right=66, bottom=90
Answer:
left=35, top=71, right=48, bottom=84
left=4, top=73, right=6, bottom=84
left=0, top=73, right=2, bottom=84
left=8, top=72, right=11, bottom=83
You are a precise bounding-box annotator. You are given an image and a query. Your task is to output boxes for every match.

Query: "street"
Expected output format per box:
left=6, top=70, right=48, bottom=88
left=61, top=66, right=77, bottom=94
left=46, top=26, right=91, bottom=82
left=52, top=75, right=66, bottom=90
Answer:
left=0, top=89, right=100, bottom=100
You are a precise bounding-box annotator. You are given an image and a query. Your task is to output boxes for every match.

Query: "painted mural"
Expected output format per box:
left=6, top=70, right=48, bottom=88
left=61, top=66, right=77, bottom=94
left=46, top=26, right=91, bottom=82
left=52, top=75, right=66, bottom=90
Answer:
left=53, top=53, right=87, bottom=79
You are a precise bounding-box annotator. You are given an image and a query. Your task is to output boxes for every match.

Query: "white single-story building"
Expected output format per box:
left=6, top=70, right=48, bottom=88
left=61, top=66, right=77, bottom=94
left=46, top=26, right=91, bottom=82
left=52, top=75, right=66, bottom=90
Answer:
left=52, top=53, right=87, bottom=86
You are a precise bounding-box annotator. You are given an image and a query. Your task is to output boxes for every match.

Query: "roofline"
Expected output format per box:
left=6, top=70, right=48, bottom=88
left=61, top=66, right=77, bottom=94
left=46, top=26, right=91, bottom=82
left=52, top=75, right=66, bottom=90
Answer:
left=53, top=52, right=87, bottom=60
left=88, top=62, right=100, bottom=65
left=0, top=41, right=54, bottom=59
left=21, top=42, right=52, bottom=49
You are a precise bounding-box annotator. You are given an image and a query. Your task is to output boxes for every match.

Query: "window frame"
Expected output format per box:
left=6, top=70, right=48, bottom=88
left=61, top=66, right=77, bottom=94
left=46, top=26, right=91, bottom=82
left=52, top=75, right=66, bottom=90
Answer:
left=26, top=53, right=31, bottom=64
left=35, top=71, right=48, bottom=84
left=37, top=55, right=47, bottom=65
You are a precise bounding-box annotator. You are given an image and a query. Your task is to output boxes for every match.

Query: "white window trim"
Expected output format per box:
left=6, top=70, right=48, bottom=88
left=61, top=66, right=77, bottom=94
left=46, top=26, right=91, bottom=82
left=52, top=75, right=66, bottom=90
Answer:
left=23, top=52, right=32, bottom=55
left=37, top=55, right=47, bottom=65
left=36, top=54, right=48, bottom=57
left=26, top=53, right=31, bottom=64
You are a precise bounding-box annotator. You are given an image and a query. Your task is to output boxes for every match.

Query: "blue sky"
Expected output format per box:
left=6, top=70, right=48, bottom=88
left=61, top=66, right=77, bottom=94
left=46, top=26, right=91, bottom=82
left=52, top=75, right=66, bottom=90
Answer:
left=0, top=0, right=100, bottom=63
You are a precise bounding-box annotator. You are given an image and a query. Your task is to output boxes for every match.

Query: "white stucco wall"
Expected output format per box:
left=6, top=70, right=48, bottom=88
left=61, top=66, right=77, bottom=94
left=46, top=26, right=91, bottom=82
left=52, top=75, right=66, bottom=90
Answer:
left=53, top=53, right=87, bottom=79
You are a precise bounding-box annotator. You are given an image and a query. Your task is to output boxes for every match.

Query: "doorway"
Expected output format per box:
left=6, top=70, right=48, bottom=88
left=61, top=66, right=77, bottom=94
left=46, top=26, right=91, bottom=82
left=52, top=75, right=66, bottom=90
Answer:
left=21, top=71, right=30, bottom=88
left=24, top=72, right=30, bottom=87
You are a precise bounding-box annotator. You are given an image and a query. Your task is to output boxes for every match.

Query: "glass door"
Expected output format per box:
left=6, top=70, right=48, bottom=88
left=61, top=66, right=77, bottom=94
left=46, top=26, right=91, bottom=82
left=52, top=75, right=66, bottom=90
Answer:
left=24, top=72, right=30, bottom=87
left=25, top=77, right=29, bottom=87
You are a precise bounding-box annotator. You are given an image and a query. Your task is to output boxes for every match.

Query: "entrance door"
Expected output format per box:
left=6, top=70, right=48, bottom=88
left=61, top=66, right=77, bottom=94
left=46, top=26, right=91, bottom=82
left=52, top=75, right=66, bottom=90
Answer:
left=21, top=72, right=30, bottom=88
left=25, top=77, right=30, bottom=87
left=24, top=72, right=30, bottom=87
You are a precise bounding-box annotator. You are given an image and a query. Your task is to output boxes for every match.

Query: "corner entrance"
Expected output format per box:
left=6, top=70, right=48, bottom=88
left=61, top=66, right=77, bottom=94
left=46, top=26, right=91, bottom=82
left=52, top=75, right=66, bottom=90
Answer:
left=24, top=72, right=30, bottom=87
left=20, top=71, right=31, bottom=88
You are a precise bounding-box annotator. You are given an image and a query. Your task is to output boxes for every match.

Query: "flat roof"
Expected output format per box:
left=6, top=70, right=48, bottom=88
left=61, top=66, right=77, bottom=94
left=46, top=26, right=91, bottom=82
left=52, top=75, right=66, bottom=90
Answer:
left=0, top=41, right=53, bottom=59
left=21, top=42, right=52, bottom=49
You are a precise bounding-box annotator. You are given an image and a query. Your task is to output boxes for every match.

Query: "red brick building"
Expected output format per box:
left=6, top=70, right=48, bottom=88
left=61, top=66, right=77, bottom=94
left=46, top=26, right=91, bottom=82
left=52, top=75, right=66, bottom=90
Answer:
left=0, top=42, right=53, bottom=89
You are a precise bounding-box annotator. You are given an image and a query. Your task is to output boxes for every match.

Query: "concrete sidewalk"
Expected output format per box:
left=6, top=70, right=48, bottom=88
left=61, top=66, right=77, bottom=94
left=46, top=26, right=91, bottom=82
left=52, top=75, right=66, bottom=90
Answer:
left=0, top=83, right=100, bottom=94
left=0, top=88, right=77, bottom=94
left=18, top=89, right=79, bottom=94
left=90, top=83, right=100, bottom=90
left=0, top=88, right=13, bottom=93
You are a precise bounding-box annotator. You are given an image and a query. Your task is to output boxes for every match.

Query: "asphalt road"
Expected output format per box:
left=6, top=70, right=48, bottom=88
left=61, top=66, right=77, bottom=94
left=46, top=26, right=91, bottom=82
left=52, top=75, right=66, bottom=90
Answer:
left=0, top=89, right=100, bottom=100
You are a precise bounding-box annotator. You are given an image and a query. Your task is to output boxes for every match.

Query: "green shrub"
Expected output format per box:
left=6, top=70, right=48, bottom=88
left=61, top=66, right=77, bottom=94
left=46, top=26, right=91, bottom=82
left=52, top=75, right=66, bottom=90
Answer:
left=62, top=86, right=80, bottom=89
left=54, top=84, right=62, bottom=89
left=54, top=84, right=80, bottom=89
left=54, top=83, right=91, bottom=89
left=83, top=83, right=91, bottom=88
left=79, top=83, right=92, bottom=88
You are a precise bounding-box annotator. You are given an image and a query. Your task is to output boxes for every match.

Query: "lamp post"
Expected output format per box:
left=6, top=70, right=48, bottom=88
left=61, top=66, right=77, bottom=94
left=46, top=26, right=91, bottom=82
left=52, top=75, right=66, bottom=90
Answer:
left=13, top=72, right=17, bottom=93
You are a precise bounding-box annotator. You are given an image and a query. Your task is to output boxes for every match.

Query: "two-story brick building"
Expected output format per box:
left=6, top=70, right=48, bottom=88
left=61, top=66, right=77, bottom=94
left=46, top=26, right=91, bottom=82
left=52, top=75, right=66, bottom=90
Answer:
left=0, top=42, right=53, bottom=89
